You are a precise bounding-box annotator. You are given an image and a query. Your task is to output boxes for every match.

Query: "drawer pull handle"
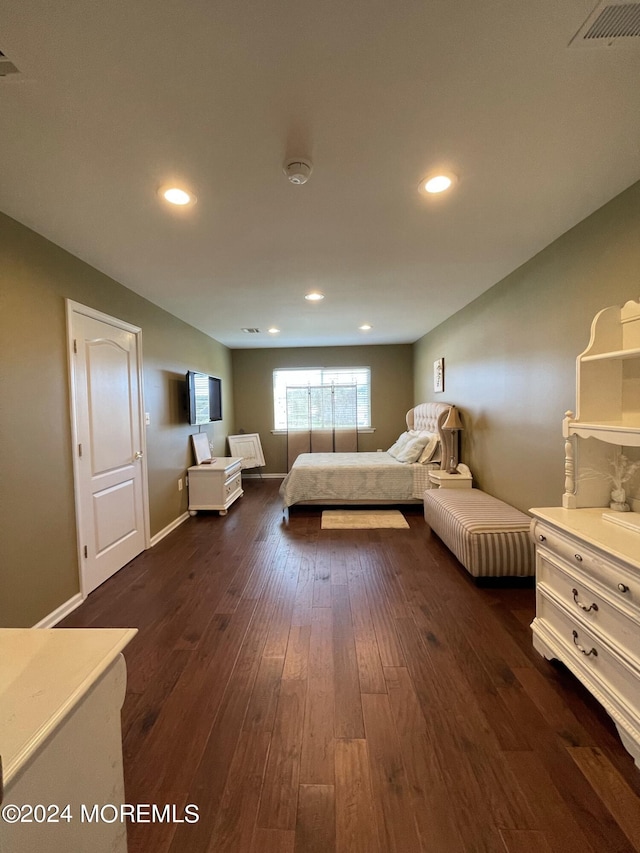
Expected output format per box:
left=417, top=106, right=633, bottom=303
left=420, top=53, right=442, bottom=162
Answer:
left=574, top=554, right=583, bottom=562
left=572, top=630, right=597, bottom=657
left=572, top=589, right=598, bottom=613
left=538, top=534, right=546, bottom=542
left=618, top=583, right=629, bottom=594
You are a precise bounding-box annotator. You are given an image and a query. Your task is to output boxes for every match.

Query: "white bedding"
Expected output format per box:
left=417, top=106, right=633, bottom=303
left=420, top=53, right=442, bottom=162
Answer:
left=279, top=451, right=439, bottom=508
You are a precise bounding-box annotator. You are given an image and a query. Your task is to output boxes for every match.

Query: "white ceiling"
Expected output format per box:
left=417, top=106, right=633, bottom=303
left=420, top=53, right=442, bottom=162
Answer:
left=1, top=1, right=639, bottom=348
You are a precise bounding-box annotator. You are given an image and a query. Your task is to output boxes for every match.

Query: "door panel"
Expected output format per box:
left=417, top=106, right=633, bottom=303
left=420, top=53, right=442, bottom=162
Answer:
left=93, top=480, right=137, bottom=554
left=69, top=305, right=147, bottom=596
left=87, top=340, right=135, bottom=473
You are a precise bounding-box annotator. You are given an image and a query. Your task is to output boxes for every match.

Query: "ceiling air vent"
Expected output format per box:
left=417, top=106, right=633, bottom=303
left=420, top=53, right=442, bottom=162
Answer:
left=569, top=1, right=640, bottom=47
left=241, top=328, right=261, bottom=334
left=0, top=50, right=20, bottom=77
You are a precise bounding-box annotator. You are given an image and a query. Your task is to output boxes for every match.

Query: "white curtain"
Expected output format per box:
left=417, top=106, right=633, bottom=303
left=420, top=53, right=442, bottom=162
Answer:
left=286, top=384, right=357, bottom=469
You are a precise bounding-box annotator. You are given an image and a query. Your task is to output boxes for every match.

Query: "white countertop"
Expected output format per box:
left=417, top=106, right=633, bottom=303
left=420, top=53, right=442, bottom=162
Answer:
left=530, top=507, right=640, bottom=569
left=0, top=628, right=137, bottom=789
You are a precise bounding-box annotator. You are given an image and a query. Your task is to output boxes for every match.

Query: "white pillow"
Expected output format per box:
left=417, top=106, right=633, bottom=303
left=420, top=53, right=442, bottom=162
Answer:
left=393, top=431, right=434, bottom=463
left=387, top=431, right=411, bottom=457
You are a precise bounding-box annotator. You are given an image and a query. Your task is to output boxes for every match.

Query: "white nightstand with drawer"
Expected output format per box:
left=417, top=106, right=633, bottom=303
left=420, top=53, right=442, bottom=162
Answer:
left=188, top=457, right=243, bottom=516
left=428, top=465, right=473, bottom=489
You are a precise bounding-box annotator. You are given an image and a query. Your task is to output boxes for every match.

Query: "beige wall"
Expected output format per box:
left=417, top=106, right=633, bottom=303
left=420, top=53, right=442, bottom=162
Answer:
left=231, top=345, right=414, bottom=474
left=0, top=213, right=233, bottom=627
left=413, top=181, right=640, bottom=513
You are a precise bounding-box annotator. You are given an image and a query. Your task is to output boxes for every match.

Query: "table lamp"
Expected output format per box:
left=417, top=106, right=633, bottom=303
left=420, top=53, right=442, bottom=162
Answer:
left=442, top=406, right=463, bottom=473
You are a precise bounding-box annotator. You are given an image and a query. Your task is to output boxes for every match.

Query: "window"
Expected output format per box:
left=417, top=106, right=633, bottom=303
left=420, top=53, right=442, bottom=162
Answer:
left=273, top=367, right=371, bottom=430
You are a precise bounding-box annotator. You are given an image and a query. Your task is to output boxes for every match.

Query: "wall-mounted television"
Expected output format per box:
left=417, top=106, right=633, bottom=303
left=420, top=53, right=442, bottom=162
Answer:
left=186, top=371, right=222, bottom=425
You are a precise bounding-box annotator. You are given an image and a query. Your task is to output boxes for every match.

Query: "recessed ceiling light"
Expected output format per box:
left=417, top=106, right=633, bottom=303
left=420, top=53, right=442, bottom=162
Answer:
left=359, top=324, right=372, bottom=330
left=305, top=292, right=324, bottom=302
left=418, top=173, right=457, bottom=195
left=268, top=327, right=280, bottom=334
left=158, top=185, right=197, bottom=206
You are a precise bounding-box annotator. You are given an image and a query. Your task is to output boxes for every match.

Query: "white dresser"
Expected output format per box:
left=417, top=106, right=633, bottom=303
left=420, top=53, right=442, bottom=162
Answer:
left=187, top=457, right=243, bottom=516
left=531, top=299, right=640, bottom=766
left=0, top=628, right=136, bottom=852
left=530, top=507, right=640, bottom=766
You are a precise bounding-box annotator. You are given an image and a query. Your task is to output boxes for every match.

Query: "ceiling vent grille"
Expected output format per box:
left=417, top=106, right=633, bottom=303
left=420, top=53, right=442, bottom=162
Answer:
left=0, top=50, right=20, bottom=77
left=241, top=327, right=261, bottom=334
left=570, top=1, right=640, bottom=46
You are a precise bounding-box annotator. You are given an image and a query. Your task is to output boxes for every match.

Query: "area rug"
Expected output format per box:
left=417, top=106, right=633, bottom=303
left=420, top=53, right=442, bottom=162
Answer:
left=321, top=510, right=409, bottom=529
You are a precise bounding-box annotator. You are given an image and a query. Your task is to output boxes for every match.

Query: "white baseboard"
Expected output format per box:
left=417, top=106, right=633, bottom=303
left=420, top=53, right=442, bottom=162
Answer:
left=33, top=592, right=84, bottom=628
left=242, top=473, right=286, bottom=479
left=150, top=511, right=190, bottom=547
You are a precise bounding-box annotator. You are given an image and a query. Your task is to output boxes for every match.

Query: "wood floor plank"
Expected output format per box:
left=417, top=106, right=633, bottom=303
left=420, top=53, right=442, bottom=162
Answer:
left=300, top=607, right=335, bottom=785
left=383, top=666, right=427, bottom=735
left=335, top=739, right=380, bottom=853
left=361, top=693, right=422, bottom=853
left=257, top=678, right=307, bottom=830
left=250, top=828, right=295, bottom=853
left=512, top=665, right=596, bottom=748
left=500, top=829, right=554, bottom=852
left=243, top=654, right=284, bottom=732
left=204, top=730, right=271, bottom=853
left=282, top=624, right=311, bottom=681
left=394, top=730, right=467, bottom=853
left=331, top=584, right=365, bottom=738
left=346, top=573, right=387, bottom=694
left=537, top=745, right=638, bottom=853
left=294, top=784, right=336, bottom=853
left=568, top=746, right=640, bottom=851
left=360, top=563, right=405, bottom=667
left=502, top=751, right=598, bottom=853
left=313, top=543, right=333, bottom=608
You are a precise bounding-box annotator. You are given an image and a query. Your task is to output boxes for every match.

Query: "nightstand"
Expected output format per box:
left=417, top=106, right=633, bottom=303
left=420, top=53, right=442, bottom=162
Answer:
left=428, top=468, right=473, bottom=489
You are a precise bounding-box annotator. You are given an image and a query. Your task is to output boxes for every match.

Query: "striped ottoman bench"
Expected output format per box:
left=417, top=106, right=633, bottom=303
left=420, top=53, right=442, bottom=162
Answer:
left=423, top=488, right=534, bottom=578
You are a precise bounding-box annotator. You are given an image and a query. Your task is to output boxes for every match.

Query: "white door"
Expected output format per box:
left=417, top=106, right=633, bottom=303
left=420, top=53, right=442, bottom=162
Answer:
left=67, top=301, right=149, bottom=596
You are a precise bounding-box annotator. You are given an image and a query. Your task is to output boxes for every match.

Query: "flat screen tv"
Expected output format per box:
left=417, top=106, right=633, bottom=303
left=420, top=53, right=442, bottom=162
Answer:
left=186, top=371, right=222, bottom=425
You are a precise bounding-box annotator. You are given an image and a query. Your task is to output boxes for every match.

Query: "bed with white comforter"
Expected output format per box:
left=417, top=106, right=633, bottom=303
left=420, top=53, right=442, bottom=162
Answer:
left=279, top=402, right=453, bottom=509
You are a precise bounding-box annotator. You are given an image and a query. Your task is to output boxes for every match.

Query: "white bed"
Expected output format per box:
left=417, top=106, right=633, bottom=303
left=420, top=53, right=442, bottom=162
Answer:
left=279, top=402, right=453, bottom=509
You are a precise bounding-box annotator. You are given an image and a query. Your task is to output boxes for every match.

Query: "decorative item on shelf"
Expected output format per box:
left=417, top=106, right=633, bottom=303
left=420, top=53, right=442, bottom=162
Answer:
left=579, top=451, right=640, bottom=512
left=608, top=454, right=640, bottom=512
left=442, top=406, right=463, bottom=474
left=433, top=357, right=444, bottom=393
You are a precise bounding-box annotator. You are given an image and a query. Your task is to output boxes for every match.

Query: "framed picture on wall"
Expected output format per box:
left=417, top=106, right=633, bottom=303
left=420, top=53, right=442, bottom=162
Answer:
left=434, top=358, right=444, bottom=393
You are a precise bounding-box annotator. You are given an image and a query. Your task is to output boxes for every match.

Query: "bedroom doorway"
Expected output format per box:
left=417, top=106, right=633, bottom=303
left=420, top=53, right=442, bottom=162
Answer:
left=66, top=300, right=150, bottom=596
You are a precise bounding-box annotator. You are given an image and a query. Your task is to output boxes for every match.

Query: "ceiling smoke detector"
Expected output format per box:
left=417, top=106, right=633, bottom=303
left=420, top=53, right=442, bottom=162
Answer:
left=283, top=159, right=312, bottom=185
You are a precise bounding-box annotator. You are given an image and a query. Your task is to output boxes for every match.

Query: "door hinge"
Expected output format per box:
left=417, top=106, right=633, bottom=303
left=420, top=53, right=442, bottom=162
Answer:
left=78, top=443, right=83, bottom=457
left=73, top=339, right=78, bottom=354
left=83, top=545, right=88, bottom=558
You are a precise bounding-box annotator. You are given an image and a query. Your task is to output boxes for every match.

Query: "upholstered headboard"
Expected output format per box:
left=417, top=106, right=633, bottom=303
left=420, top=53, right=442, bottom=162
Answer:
left=406, top=402, right=451, bottom=434
left=406, top=402, right=453, bottom=467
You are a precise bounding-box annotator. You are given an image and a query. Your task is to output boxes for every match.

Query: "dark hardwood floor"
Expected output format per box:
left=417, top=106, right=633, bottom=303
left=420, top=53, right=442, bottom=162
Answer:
left=61, top=480, right=640, bottom=852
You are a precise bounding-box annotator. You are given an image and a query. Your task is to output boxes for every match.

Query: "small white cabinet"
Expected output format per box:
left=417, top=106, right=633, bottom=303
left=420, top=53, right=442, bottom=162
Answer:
left=188, top=457, right=243, bottom=516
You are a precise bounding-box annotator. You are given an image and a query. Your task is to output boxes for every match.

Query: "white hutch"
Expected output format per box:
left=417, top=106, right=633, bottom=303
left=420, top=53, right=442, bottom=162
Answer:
left=530, top=298, right=640, bottom=767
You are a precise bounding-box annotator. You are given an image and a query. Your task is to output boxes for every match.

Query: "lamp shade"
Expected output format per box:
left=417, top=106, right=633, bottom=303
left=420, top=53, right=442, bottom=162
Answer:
left=442, top=407, right=463, bottom=431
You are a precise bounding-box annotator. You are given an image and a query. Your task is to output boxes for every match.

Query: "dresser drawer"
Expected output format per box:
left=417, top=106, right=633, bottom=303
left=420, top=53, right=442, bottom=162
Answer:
left=225, top=473, right=242, bottom=498
left=533, top=520, right=640, bottom=609
left=537, top=590, right=640, bottom=707
left=537, top=553, right=640, bottom=663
